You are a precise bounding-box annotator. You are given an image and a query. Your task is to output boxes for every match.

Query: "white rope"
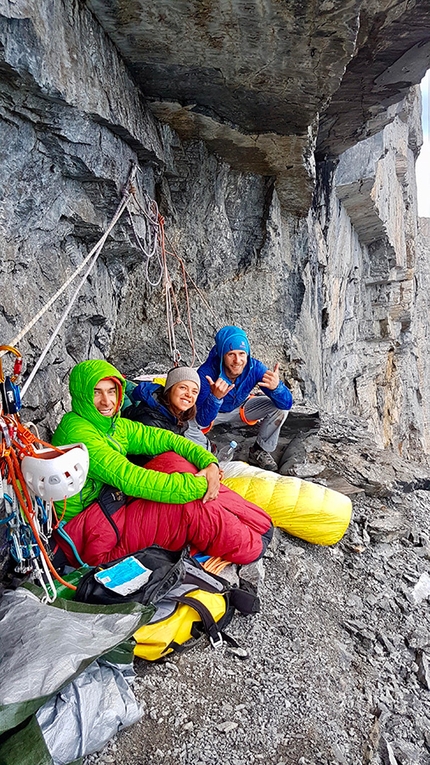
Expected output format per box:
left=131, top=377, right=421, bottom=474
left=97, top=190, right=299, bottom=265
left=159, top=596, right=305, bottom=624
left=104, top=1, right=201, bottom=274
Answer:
left=127, top=206, right=163, bottom=287
left=4, top=166, right=137, bottom=360
left=128, top=191, right=164, bottom=287
left=5, top=161, right=220, bottom=392
left=20, top=167, right=137, bottom=399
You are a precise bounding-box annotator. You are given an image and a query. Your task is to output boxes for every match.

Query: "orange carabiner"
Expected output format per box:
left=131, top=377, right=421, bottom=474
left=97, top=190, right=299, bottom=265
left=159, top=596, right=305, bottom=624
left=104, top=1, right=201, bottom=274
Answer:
left=0, top=345, right=22, bottom=384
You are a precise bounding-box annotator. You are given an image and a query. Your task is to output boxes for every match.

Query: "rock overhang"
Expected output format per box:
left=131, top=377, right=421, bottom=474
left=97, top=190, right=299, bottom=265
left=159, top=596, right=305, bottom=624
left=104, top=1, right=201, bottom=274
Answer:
left=84, top=0, right=361, bottom=213
left=52, top=0, right=430, bottom=213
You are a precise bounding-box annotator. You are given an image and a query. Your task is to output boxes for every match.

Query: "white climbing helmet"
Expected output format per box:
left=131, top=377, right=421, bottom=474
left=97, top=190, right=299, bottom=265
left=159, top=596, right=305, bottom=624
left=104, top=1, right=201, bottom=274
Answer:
left=21, top=443, right=89, bottom=501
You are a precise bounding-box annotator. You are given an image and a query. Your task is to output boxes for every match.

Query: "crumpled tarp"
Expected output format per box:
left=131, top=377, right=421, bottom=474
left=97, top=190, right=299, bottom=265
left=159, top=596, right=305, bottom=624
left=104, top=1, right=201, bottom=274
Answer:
left=0, top=587, right=153, bottom=735
left=37, top=659, right=142, bottom=765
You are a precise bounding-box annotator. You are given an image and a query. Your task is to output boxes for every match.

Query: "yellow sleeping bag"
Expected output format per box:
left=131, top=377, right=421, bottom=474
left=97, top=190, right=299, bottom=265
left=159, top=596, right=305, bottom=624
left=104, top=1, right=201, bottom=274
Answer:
left=222, top=462, right=352, bottom=546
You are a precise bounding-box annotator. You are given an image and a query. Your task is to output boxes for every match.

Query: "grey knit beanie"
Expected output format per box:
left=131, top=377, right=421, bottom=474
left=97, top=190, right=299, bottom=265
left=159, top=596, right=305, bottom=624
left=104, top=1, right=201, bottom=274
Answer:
left=164, top=366, right=201, bottom=393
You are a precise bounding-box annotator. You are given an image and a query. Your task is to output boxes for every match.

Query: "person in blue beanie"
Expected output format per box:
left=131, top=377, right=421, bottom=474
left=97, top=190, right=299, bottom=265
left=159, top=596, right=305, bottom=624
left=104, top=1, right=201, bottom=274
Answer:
left=196, top=326, right=293, bottom=471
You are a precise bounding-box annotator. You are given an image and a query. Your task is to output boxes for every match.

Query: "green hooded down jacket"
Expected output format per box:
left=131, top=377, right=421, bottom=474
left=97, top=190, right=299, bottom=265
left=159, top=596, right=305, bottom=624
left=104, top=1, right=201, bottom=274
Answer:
left=52, top=359, right=218, bottom=522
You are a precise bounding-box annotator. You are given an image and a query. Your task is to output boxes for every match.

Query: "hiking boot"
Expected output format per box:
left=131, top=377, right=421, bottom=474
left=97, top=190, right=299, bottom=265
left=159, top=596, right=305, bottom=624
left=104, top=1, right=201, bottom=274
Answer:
left=248, top=444, right=278, bottom=472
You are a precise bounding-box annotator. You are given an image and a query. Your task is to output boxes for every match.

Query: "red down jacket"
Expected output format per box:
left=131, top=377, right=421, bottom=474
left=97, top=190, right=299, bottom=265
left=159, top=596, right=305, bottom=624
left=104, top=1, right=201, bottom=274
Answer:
left=55, top=453, right=272, bottom=567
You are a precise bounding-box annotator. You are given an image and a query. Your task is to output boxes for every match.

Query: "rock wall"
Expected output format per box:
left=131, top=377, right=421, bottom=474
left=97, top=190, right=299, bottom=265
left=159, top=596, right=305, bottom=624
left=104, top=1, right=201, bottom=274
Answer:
left=313, top=90, right=427, bottom=455
left=0, top=0, right=429, bottom=462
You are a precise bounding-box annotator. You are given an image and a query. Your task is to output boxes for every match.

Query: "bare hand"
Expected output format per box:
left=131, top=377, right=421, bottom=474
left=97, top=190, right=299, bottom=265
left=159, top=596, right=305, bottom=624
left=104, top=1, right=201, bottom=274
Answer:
left=196, top=462, right=221, bottom=502
left=205, top=375, right=235, bottom=400
left=259, top=362, right=280, bottom=391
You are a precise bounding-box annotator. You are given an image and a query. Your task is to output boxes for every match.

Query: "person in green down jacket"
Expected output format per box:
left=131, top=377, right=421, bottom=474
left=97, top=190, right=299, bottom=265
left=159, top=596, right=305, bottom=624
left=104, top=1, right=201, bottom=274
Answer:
left=51, top=359, right=272, bottom=568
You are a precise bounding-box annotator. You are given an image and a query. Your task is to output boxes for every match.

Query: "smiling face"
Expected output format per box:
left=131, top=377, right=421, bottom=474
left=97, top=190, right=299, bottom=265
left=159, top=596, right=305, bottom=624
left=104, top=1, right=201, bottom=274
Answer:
left=223, top=350, right=248, bottom=381
left=168, top=380, right=200, bottom=415
left=93, top=378, right=118, bottom=417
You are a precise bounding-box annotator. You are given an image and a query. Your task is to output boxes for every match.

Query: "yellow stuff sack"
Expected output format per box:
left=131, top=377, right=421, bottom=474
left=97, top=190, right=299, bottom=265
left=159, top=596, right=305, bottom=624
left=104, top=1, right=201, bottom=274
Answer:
left=222, top=462, right=352, bottom=546
left=133, top=588, right=227, bottom=662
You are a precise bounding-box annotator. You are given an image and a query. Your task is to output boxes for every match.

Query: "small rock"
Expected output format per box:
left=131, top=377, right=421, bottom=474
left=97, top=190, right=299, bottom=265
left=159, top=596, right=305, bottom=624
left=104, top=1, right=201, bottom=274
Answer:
left=346, top=593, right=364, bottom=612
left=227, top=646, right=249, bottom=659
left=216, top=721, right=239, bottom=733
left=220, top=563, right=240, bottom=586
left=239, top=558, right=265, bottom=590
left=293, top=462, right=326, bottom=478
left=414, top=545, right=430, bottom=559
left=368, top=513, right=410, bottom=543
left=416, top=650, right=430, bottom=689
left=380, top=739, right=400, bottom=765
left=412, top=572, right=430, bottom=603
left=164, top=661, right=179, bottom=673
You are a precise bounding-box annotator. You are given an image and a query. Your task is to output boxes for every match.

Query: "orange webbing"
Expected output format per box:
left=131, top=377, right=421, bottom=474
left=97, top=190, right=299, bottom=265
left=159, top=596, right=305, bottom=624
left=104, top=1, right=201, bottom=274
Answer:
left=239, top=400, right=259, bottom=427
left=10, top=415, right=65, bottom=459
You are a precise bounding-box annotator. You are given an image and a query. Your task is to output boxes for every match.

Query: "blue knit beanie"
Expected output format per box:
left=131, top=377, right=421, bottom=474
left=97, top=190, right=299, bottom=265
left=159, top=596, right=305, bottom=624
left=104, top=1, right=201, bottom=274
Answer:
left=215, top=326, right=250, bottom=376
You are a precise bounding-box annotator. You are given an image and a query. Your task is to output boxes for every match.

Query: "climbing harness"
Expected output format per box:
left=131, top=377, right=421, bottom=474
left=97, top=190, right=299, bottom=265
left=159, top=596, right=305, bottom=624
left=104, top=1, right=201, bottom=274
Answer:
left=0, top=346, right=89, bottom=599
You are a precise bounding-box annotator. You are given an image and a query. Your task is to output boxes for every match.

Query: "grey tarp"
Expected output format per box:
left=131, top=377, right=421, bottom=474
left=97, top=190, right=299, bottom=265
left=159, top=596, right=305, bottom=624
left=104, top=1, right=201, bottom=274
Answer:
left=37, top=659, right=142, bottom=765
left=0, top=587, right=154, bottom=764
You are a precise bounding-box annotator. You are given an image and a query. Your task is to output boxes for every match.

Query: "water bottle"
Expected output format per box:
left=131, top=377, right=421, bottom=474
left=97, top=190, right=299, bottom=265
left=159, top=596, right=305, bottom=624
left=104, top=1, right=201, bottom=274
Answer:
left=217, top=440, right=238, bottom=467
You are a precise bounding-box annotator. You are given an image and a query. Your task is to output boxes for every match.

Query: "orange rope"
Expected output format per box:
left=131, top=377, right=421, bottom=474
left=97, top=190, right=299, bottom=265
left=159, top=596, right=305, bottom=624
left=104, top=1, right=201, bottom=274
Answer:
left=50, top=497, right=67, bottom=529
left=0, top=414, right=65, bottom=463
left=202, top=556, right=232, bottom=575
left=4, top=444, right=77, bottom=591
left=154, top=212, right=199, bottom=367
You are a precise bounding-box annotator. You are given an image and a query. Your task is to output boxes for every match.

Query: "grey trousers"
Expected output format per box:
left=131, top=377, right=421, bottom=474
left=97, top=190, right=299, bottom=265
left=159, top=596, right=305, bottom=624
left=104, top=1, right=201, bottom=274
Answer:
left=184, top=419, right=213, bottom=451
left=213, top=396, right=289, bottom=452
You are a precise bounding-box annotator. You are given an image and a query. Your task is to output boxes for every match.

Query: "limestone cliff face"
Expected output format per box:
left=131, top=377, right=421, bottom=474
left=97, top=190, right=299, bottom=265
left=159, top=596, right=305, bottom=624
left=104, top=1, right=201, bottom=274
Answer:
left=0, top=0, right=429, bottom=458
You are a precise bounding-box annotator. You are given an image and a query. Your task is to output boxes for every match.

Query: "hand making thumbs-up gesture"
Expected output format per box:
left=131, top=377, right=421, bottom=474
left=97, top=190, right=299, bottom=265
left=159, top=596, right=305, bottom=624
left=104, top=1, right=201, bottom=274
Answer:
left=259, top=362, right=280, bottom=391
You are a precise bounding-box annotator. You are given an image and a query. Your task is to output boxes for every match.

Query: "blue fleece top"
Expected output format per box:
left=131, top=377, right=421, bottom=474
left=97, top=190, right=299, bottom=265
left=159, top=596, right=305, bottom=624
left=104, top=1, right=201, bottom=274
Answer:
left=131, top=381, right=177, bottom=424
left=196, top=326, right=293, bottom=427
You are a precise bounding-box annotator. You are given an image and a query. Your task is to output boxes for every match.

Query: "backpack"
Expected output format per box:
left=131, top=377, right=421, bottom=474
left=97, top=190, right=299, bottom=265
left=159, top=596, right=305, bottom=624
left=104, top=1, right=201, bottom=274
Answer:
left=74, top=546, right=260, bottom=661
left=74, top=546, right=186, bottom=606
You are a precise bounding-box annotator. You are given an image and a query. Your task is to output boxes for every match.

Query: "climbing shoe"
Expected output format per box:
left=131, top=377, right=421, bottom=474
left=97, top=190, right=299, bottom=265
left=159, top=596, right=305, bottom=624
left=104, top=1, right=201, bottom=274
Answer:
left=248, top=444, right=278, bottom=472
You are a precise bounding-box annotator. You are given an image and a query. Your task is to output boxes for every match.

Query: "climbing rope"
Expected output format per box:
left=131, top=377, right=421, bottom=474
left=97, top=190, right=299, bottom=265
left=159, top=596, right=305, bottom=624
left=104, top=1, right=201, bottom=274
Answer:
left=19, top=165, right=138, bottom=399
left=128, top=190, right=163, bottom=287
left=0, top=167, right=226, bottom=600
left=125, top=170, right=223, bottom=367
left=5, top=161, right=220, bottom=390
left=3, top=166, right=137, bottom=359
left=125, top=184, right=186, bottom=364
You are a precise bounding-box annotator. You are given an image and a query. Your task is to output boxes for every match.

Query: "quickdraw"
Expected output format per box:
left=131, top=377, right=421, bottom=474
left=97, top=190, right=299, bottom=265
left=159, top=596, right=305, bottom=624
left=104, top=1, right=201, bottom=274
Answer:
left=0, top=345, right=78, bottom=598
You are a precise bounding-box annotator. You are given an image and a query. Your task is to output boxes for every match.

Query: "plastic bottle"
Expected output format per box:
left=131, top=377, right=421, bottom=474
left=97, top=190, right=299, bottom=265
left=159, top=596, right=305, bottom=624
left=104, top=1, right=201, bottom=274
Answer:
left=217, top=440, right=238, bottom=467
